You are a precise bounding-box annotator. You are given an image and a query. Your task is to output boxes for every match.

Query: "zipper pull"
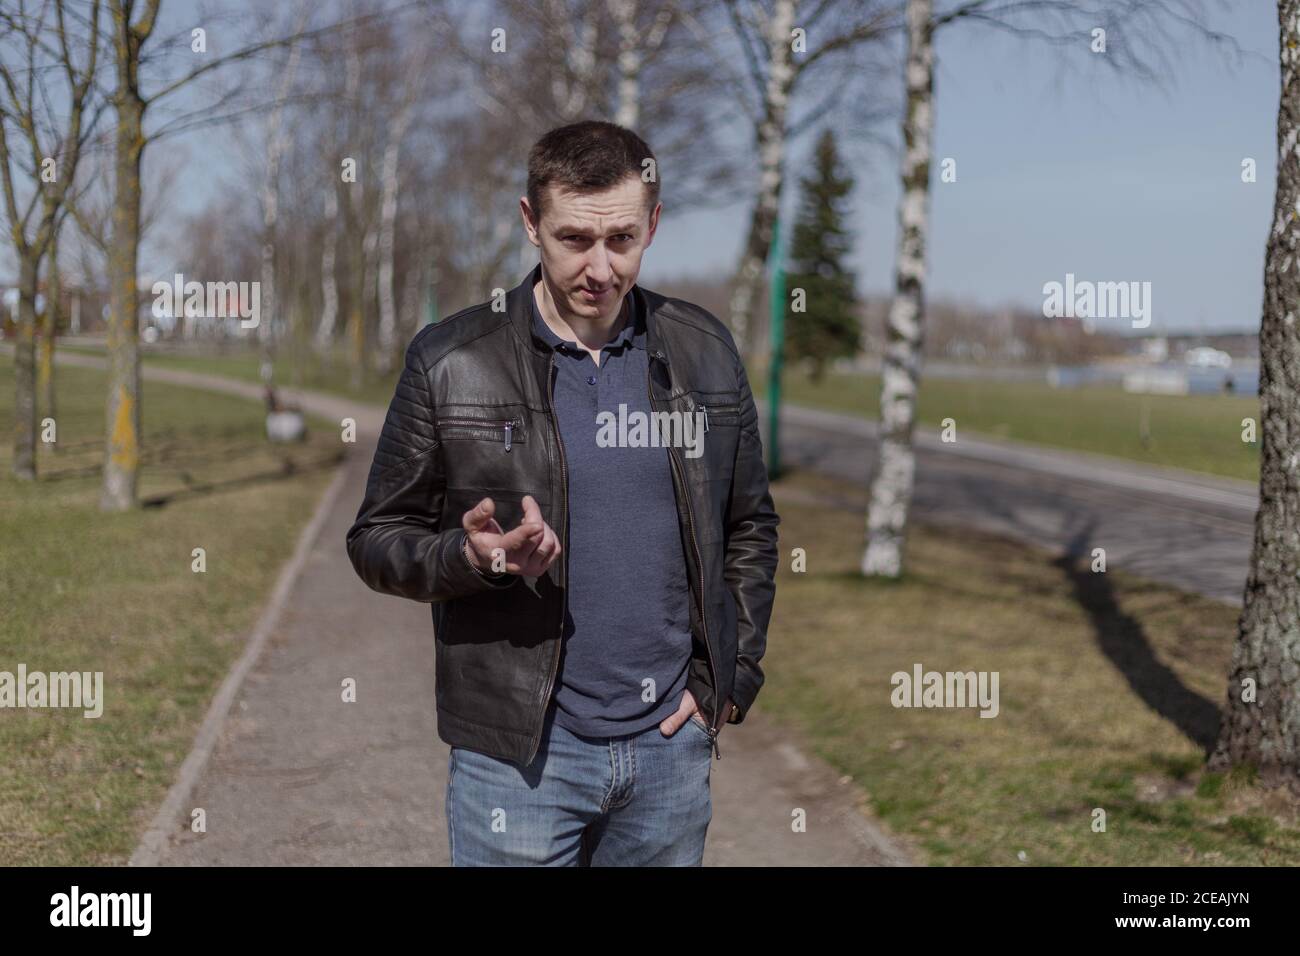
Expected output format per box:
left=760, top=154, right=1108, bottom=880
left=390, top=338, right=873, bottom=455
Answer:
left=504, top=421, right=513, bottom=452
left=700, top=404, right=710, bottom=433
left=709, top=726, right=721, bottom=760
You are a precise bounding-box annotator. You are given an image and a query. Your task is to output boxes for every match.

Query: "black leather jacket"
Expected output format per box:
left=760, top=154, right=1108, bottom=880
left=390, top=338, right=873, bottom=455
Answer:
left=346, top=263, right=780, bottom=767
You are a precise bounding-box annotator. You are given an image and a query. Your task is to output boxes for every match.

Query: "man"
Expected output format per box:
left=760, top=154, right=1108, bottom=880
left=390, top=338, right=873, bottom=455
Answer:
left=346, top=120, right=779, bottom=866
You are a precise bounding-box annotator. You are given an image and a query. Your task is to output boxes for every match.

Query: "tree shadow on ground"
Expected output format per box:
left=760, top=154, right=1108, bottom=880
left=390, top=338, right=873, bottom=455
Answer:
left=993, top=495, right=1224, bottom=755
left=140, top=449, right=346, bottom=509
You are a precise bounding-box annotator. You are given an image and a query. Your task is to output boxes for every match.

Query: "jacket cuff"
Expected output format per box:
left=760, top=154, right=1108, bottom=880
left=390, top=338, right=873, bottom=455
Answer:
left=727, top=667, right=762, bottom=725
left=439, top=529, right=517, bottom=597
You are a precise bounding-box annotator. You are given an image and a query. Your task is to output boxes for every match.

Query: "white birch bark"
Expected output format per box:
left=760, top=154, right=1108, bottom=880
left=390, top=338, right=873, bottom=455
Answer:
left=726, top=0, right=796, bottom=356
left=609, top=0, right=674, bottom=129
left=315, top=185, right=340, bottom=351
left=317, top=51, right=360, bottom=355
left=611, top=0, right=641, bottom=128
left=861, top=0, right=933, bottom=578
left=257, top=29, right=305, bottom=354
left=375, top=97, right=415, bottom=374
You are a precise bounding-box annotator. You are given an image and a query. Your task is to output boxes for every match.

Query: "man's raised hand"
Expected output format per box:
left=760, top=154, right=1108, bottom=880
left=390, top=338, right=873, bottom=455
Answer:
left=462, top=494, right=561, bottom=577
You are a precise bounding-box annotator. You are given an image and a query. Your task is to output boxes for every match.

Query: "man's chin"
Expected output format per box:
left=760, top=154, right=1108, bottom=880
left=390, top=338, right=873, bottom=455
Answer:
left=573, top=295, right=617, bottom=314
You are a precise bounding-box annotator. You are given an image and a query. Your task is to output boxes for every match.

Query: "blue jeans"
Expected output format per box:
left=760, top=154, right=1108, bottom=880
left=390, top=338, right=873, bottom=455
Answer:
left=446, top=704, right=714, bottom=866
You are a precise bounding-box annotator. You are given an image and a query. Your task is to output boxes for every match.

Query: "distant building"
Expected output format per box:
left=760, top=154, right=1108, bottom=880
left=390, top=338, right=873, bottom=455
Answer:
left=1139, top=336, right=1169, bottom=363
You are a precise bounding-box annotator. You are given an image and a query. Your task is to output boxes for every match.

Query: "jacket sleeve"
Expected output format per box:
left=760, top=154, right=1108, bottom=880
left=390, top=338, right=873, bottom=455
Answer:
left=722, top=349, right=780, bottom=725
left=345, top=335, right=518, bottom=602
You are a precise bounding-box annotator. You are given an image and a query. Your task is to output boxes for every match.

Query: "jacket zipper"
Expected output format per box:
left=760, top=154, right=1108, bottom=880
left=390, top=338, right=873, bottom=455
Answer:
left=651, top=350, right=722, bottom=761
left=699, top=403, right=742, bottom=433
left=529, top=357, right=568, bottom=765
left=437, top=417, right=520, bottom=452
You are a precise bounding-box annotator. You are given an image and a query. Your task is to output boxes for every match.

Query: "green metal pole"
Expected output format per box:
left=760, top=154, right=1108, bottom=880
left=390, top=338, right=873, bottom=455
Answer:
left=767, top=217, right=785, bottom=480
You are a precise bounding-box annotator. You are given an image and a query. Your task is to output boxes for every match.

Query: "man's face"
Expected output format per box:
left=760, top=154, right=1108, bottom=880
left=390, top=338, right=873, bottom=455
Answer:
left=522, top=174, right=660, bottom=322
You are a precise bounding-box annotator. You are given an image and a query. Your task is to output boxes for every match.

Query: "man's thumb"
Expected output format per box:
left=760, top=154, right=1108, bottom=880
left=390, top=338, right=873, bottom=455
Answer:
left=463, top=496, right=495, bottom=533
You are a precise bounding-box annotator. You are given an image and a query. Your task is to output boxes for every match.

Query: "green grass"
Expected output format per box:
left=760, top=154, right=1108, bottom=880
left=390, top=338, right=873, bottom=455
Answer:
left=0, top=361, right=343, bottom=865
left=751, top=363, right=1262, bottom=483
left=61, top=342, right=401, bottom=409
left=64, top=344, right=1263, bottom=482
left=763, top=469, right=1300, bottom=865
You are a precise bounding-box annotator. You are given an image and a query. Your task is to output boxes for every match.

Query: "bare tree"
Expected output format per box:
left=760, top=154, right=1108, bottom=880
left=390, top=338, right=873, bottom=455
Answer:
left=98, top=0, right=419, bottom=510
left=38, top=211, right=67, bottom=434
left=311, top=43, right=360, bottom=356
left=716, top=0, right=898, bottom=358
left=0, top=0, right=102, bottom=479
left=1208, top=0, right=1300, bottom=789
left=374, top=33, right=429, bottom=375
left=256, top=5, right=310, bottom=366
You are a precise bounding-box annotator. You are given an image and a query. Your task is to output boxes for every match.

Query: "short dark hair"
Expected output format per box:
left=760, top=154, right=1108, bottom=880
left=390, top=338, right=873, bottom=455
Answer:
left=526, top=120, right=659, bottom=226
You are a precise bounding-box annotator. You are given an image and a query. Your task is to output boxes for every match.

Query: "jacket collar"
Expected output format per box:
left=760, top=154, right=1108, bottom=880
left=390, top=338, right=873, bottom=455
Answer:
left=507, top=262, right=664, bottom=363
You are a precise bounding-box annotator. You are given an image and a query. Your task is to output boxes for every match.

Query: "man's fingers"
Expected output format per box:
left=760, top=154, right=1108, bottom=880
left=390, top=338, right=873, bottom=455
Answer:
left=461, top=497, right=496, bottom=533
left=540, top=525, right=562, bottom=569
left=530, top=525, right=559, bottom=569
left=521, top=494, right=543, bottom=525
left=659, top=691, right=698, bottom=736
left=496, top=517, right=544, bottom=553
left=515, top=519, right=544, bottom=562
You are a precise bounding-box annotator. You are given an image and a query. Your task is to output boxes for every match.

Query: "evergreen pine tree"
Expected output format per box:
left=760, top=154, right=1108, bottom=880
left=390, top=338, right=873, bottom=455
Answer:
left=785, top=128, right=861, bottom=381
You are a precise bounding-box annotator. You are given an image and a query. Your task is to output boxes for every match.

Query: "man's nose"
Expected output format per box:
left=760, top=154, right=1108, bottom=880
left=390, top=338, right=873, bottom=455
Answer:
left=585, top=246, right=613, bottom=285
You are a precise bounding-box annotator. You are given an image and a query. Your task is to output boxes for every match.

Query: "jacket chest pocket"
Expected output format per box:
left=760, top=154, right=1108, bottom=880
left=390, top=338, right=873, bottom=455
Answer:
left=685, top=393, right=742, bottom=463
left=435, top=415, right=527, bottom=452
left=435, top=412, right=534, bottom=493
left=698, top=401, right=742, bottom=431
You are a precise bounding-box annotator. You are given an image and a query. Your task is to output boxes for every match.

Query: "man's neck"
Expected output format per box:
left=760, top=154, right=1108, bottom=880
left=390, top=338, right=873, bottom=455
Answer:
left=534, top=279, right=629, bottom=356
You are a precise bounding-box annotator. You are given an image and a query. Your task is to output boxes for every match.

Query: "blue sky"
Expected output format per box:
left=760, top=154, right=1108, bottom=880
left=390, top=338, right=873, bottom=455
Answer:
left=644, top=1, right=1277, bottom=334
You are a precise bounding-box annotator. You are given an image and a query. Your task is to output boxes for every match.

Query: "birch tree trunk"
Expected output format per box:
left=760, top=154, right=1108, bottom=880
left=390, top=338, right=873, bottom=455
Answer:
left=726, top=0, right=796, bottom=358
left=315, top=185, right=340, bottom=353
left=375, top=99, right=414, bottom=375
left=1207, top=0, right=1300, bottom=785
left=317, top=49, right=359, bottom=356
left=258, top=37, right=304, bottom=361
left=348, top=223, right=374, bottom=391
left=610, top=0, right=641, bottom=128
left=861, top=0, right=933, bottom=578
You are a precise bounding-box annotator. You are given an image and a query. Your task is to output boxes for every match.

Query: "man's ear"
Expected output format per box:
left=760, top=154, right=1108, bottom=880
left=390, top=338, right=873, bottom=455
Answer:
left=520, top=197, right=540, bottom=246
left=646, top=201, right=662, bottom=246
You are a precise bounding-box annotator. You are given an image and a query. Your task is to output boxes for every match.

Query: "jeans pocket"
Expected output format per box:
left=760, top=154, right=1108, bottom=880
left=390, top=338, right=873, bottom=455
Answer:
left=686, top=713, right=713, bottom=742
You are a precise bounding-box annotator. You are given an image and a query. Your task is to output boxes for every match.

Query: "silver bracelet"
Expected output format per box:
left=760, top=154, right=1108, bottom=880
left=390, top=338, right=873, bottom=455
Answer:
left=463, top=536, right=505, bottom=578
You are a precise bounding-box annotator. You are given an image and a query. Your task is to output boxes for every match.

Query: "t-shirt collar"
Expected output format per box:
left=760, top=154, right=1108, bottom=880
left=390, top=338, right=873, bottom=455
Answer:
left=531, top=284, right=644, bottom=354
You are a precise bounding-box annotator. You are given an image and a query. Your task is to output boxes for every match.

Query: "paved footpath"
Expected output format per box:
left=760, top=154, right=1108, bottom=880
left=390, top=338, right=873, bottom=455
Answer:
left=28, top=351, right=905, bottom=866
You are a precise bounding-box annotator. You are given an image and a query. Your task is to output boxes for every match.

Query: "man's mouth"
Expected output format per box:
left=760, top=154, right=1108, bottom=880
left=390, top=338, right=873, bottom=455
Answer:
left=580, top=287, right=611, bottom=301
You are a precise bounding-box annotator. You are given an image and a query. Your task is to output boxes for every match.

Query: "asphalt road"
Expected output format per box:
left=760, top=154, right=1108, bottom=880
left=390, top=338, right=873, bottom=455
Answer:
left=760, top=401, right=1256, bottom=606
